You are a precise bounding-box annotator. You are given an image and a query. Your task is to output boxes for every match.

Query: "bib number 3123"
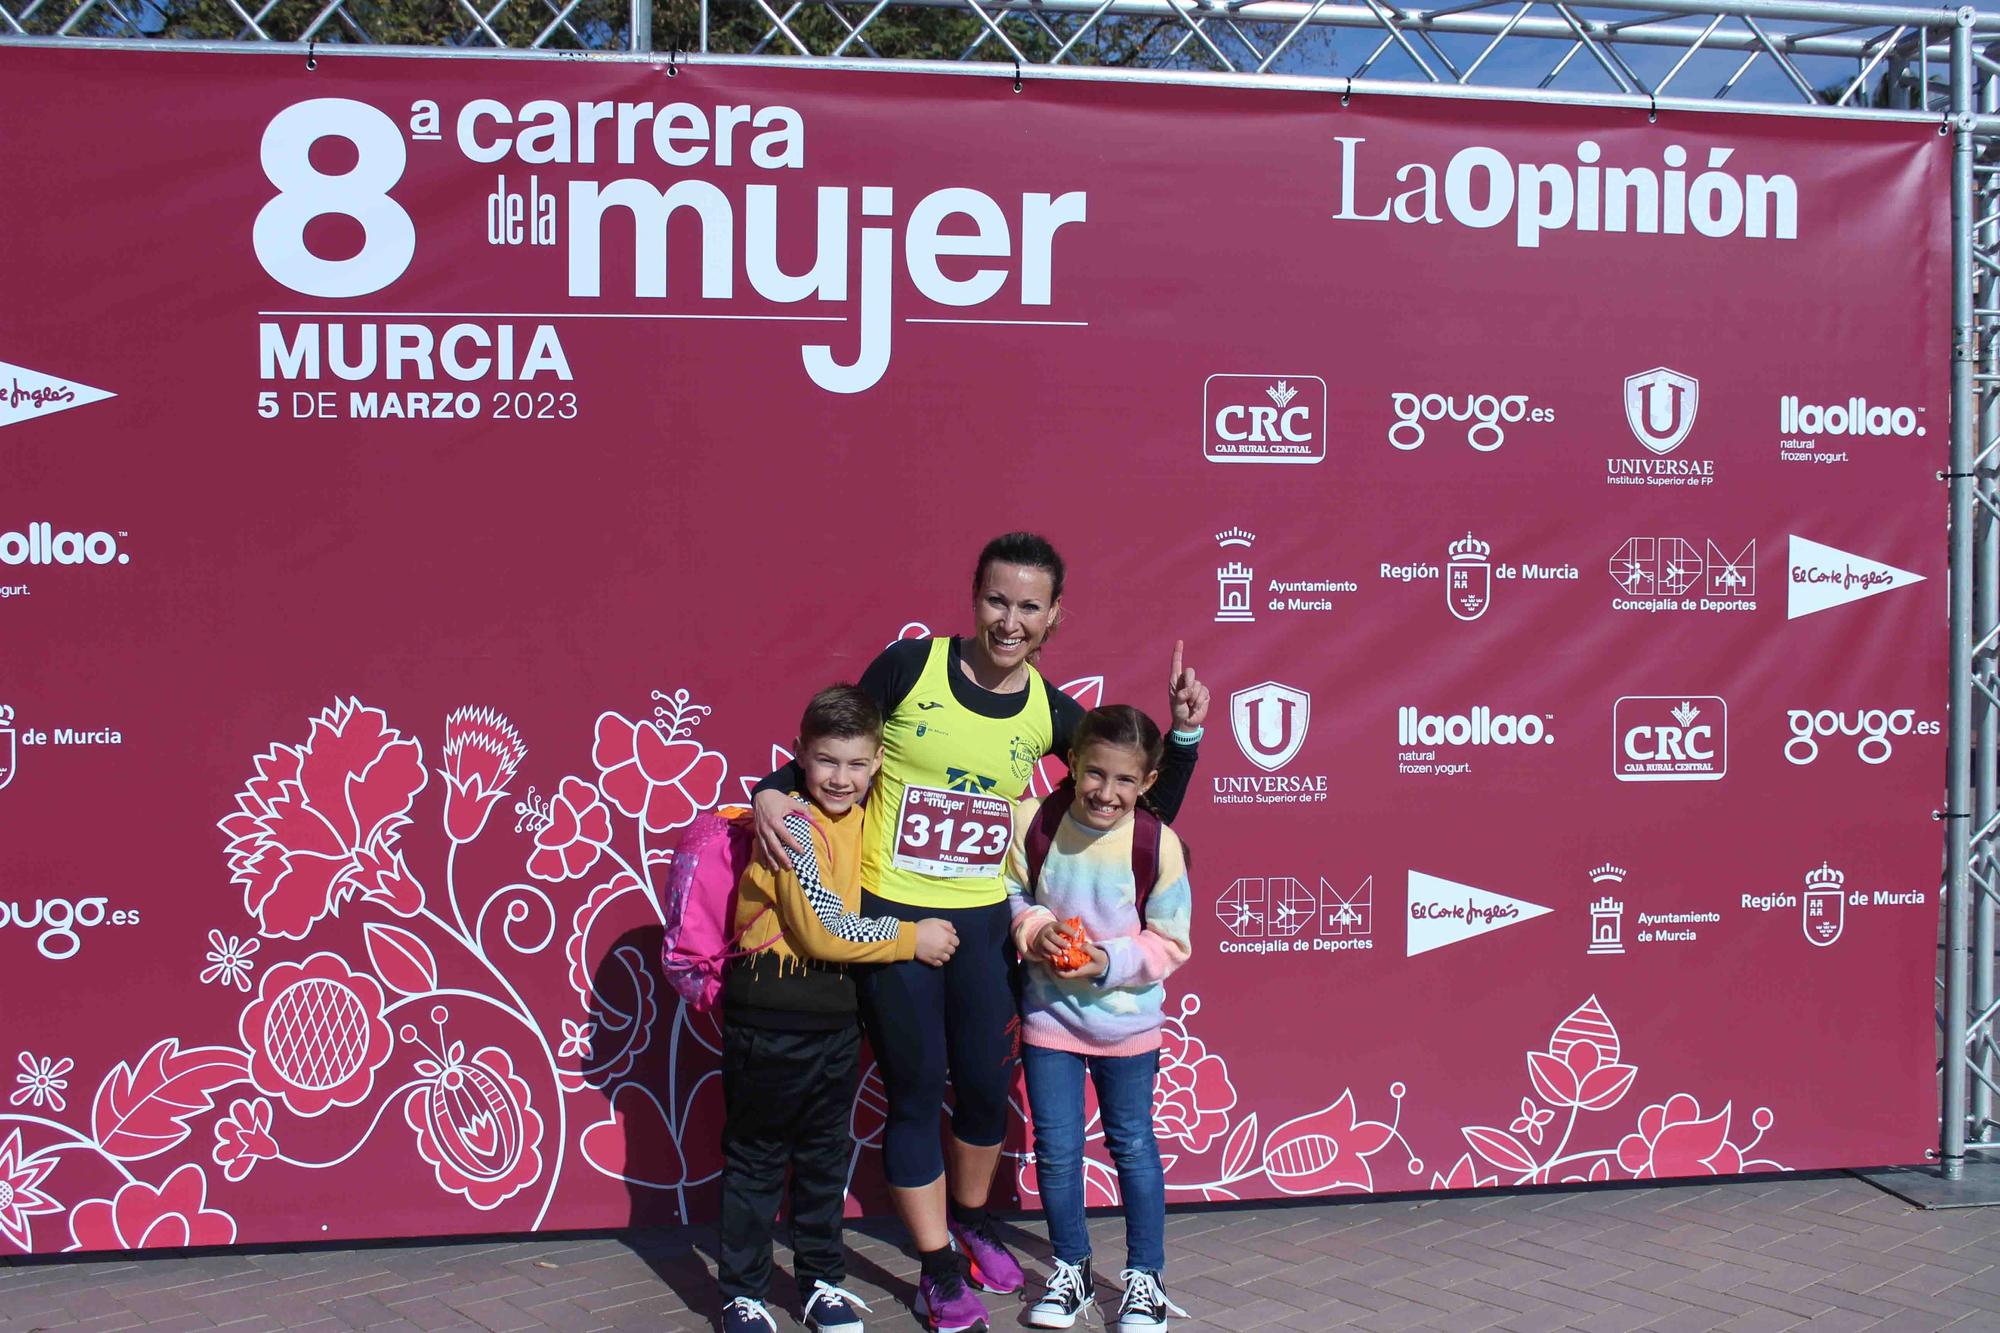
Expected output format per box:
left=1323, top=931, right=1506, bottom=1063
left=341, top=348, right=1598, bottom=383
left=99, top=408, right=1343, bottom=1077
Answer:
left=892, top=785, right=1013, bottom=878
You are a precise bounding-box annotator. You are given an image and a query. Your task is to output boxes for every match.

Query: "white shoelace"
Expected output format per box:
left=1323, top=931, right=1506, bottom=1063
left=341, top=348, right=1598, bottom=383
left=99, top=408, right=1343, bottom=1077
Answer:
left=1037, top=1258, right=1090, bottom=1310
left=723, top=1296, right=778, bottom=1331
left=1118, top=1270, right=1188, bottom=1319
left=803, top=1281, right=872, bottom=1324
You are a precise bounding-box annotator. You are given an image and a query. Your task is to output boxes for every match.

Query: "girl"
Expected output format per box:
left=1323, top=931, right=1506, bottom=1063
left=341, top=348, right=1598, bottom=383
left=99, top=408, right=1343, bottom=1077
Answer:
left=751, top=535, right=1209, bottom=1333
left=1007, top=705, right=1193, bottom=1333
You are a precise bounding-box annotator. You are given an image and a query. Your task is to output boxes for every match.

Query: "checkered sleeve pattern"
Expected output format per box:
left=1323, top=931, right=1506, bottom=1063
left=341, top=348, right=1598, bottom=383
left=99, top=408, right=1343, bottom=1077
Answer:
left=783, top=810, right=901, bottom=943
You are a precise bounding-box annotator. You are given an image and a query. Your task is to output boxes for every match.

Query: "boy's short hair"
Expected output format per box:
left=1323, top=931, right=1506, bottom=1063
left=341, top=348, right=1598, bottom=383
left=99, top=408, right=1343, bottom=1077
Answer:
left=799, top=684, right=883, bottom=750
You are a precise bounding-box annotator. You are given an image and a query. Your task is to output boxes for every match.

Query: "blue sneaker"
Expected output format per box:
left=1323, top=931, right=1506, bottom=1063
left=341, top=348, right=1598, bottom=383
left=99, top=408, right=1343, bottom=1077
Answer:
left=721, top=1296, right=777, bottom=1333
left=803, top=1280, right=871, bottom=1333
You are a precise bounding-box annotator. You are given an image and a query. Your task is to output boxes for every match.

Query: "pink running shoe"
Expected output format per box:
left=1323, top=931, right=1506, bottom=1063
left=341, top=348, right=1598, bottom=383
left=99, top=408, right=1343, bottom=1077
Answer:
left=915, top=1269, right=990, bottom=1333
left=949, top=1218, right=1025, bottom=1295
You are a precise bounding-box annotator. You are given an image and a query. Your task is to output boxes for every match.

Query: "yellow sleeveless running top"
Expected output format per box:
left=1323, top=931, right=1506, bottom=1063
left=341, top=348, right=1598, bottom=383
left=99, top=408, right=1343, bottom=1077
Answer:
left=861, top=637, right=1054, bottom=908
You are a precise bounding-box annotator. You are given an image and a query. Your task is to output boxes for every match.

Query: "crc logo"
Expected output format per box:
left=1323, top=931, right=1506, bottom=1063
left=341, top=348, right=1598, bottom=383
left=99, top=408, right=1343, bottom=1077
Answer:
left=1, top=896, right=140, bottom=961
left=1231, top=681, right=1311, bottom=771
left=1389, top=392, right=1552, bottom=451
left=1784, top=708, right=1939, bottom=765
left=1624, top=367, right=1699, bottom=454
left=1614, top=695, right=1727, bottom=782
left=1203, top=375, right=1325, bottom=464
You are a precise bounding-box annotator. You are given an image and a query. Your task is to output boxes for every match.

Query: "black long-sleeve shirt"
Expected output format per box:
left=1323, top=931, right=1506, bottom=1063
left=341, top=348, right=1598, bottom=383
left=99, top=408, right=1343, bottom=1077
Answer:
left=755, top=636, right=1199, bottom=820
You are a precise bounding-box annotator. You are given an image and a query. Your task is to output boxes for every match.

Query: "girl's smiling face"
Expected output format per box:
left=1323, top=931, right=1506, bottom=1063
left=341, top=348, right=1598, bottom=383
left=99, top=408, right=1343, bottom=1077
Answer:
left=1069, top=738, right=1158, bottom=831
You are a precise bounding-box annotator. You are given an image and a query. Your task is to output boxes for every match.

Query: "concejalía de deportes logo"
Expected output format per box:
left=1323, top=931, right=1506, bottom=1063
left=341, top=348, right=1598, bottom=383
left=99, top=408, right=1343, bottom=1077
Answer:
left=252, top=96, right=1094, bottom=394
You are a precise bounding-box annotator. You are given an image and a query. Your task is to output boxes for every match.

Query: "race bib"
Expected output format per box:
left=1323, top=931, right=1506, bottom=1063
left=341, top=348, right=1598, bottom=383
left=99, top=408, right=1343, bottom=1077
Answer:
left=892, top=784, right=1014, bottom=877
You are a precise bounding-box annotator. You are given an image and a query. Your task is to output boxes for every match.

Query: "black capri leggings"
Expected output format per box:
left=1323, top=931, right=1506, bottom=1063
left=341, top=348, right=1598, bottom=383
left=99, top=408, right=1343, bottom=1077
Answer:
left=856, top=892, right=1016, bottom=1190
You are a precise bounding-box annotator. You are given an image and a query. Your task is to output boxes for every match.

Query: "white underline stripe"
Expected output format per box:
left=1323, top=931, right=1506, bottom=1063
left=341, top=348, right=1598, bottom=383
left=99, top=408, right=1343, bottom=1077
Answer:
left=903, top=317, right=1090, bottom=326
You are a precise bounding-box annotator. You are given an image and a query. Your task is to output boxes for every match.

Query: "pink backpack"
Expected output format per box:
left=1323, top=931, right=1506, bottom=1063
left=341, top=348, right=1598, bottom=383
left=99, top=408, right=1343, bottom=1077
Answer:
left=659, top=806, right=788, bottom=1010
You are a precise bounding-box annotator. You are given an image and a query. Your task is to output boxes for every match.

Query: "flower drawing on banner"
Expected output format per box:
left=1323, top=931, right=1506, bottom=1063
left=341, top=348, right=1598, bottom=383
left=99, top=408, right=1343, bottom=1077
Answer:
left=1430, top=1153, right=1499, bottom=1191
left=738, top=744, right=795, bottom=806
left=211, top=1097, right=280, bottom=1182
left=593, top=692, right=727, bottom=834
left=523, top=777, right=613, bottom=883
left=219, top=698, right=428, bottom=938
left=1153, top=995, right=1237, bottom=1153
left=67, top=1164, right=236, bottom=1251
left=558, top=1019, right=593, bottom=1060
left=1617, top=1095, right=1770, bottom=1179
left=1261, top=1087, right=1409, bottom=1195
left=0, top=1128, right=61, bottom=1252
left=402, top=1011, right=546, bottom=1211
left=440, top=706, right=527, bottom=845
left=1510, top=1097, right=1555, bottom=1146
left=11, top=1053, right=72, bottom=1112
left=200, top=931, right=259, bottom=992
left=1527, top=995, right=1638, bottom=1112
left=239, top=952, right=393, bottom=1118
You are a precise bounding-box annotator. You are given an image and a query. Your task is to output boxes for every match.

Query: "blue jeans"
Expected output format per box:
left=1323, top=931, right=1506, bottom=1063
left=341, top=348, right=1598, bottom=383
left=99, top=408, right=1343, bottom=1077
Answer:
left=1021, top=1045, right=1165, bottom=1274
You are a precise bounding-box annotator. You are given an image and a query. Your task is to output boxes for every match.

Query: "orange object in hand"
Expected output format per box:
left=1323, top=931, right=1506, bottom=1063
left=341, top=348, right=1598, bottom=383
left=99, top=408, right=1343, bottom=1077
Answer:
left=1051, top=916, right=1094, bottom=971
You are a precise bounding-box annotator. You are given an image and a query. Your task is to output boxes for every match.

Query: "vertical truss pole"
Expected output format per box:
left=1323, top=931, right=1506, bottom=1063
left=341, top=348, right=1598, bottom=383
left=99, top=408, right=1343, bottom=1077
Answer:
left=1948, top=3, right=1977, bottom=1179
left=632, top=0, right=652, bottom=49
left=1977, top=63, right=1998, bottom=1149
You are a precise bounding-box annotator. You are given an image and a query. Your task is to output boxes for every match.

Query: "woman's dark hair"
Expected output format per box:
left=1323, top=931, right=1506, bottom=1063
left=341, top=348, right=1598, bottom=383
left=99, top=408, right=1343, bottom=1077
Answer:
left=799, top=683, right=883, bottom=749
left=972, top=532, right=1066, bottom=603
left=1070, top=704, right=1166, bottom=774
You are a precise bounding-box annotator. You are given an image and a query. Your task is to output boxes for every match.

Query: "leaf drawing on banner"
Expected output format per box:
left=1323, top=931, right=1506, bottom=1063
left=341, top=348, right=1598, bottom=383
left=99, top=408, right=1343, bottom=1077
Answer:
left=363, top=922, right=438, bottom=997
left=1576, top=1063, right=1639, bottom=1112
left=1461, top=1126, right=1537, bottom=1176
left=1219, top=1112, right=1261, bottom=1182
left=1031, top=677, right=1105, bottom=797
left=851, top=1062, right=888, bottom=1147
left=93, top=1040, right=251, bottom=1161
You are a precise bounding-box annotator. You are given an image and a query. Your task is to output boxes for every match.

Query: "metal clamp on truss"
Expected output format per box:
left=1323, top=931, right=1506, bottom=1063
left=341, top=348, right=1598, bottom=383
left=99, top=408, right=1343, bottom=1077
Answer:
left=1936, top=808, right=1975, bottom=820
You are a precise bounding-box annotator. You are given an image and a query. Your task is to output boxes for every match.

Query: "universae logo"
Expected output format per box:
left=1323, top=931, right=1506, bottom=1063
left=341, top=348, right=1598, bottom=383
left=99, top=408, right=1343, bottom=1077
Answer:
left=1230, top=681, right=1311, bottom=771
left=1204, top=375, right=1326, bottom=463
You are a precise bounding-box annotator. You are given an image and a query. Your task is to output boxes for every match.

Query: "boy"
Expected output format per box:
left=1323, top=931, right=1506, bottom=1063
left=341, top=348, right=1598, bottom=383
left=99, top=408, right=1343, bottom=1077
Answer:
left=719, top=684, right=959, bottom=1333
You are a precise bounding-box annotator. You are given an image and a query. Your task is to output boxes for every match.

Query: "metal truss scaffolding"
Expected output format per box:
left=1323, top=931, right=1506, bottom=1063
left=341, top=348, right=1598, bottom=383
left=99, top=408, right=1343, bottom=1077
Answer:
left=7, top=0, right=2000, bottom=1194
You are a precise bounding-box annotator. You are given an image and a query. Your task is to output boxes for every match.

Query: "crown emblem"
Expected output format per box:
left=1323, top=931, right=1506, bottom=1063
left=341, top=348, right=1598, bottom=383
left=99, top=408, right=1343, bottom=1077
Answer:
left=1266, top=380, right=1298, bottom=410
left=1215, top=527, right=1256, bottom=549
left=1671, top=701, right=1701, bottom=729
left=1804, top=862, right=1845, bottom=890
left=1589, top=864, right=1627, bottom=885
left=1447, top=532, right=1491, bottom=564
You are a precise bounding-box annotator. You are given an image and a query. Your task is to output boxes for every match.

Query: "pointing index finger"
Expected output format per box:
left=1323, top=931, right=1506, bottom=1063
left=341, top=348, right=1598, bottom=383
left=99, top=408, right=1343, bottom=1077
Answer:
left=1171, top=639, right=1185, bottom=685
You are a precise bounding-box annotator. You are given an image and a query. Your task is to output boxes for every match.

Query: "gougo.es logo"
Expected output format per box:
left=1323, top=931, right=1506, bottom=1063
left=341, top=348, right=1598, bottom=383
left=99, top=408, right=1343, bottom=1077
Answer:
left=1, top=896, right=141, bottom=960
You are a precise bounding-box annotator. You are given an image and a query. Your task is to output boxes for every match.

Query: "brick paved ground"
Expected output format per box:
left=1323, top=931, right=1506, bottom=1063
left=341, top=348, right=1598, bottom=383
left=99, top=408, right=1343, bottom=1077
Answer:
left=4, top=1172, right=1999, bottom=1332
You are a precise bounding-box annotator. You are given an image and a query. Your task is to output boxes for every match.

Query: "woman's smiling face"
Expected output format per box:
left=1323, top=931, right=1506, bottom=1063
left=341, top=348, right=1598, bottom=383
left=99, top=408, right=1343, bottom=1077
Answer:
left=971, top=561, right=1059, bottom=674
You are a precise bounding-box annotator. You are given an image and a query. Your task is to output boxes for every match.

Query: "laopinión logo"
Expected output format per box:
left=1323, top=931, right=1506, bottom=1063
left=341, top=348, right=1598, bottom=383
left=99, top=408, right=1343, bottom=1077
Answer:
left=1779, top=393, right=1926, bottom=466
left=1613, top=696, right=1726, bottom=782
left=1387, top=392, right=1554, bottom=451
left=1, top=895, right=141, bottom=960
left=1610, top=368, right=1714, bottom=488
left=1203, top=375, right=1326, bottom=463
left=0, top=523, right=132, bottom=567
left=1609, top=537, right=1756, bottom=613
left=1783, top=708, right=1940, bottom=765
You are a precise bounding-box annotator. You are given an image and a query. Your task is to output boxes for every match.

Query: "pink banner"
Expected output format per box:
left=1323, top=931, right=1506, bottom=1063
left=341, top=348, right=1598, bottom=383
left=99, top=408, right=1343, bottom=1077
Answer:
left=0, top=45, right=1948, bottom=1253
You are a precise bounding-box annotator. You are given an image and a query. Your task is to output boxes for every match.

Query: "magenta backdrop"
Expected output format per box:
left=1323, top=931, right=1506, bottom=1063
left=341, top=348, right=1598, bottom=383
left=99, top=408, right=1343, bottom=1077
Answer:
left=0, top=46, right=1950, bottom=1254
